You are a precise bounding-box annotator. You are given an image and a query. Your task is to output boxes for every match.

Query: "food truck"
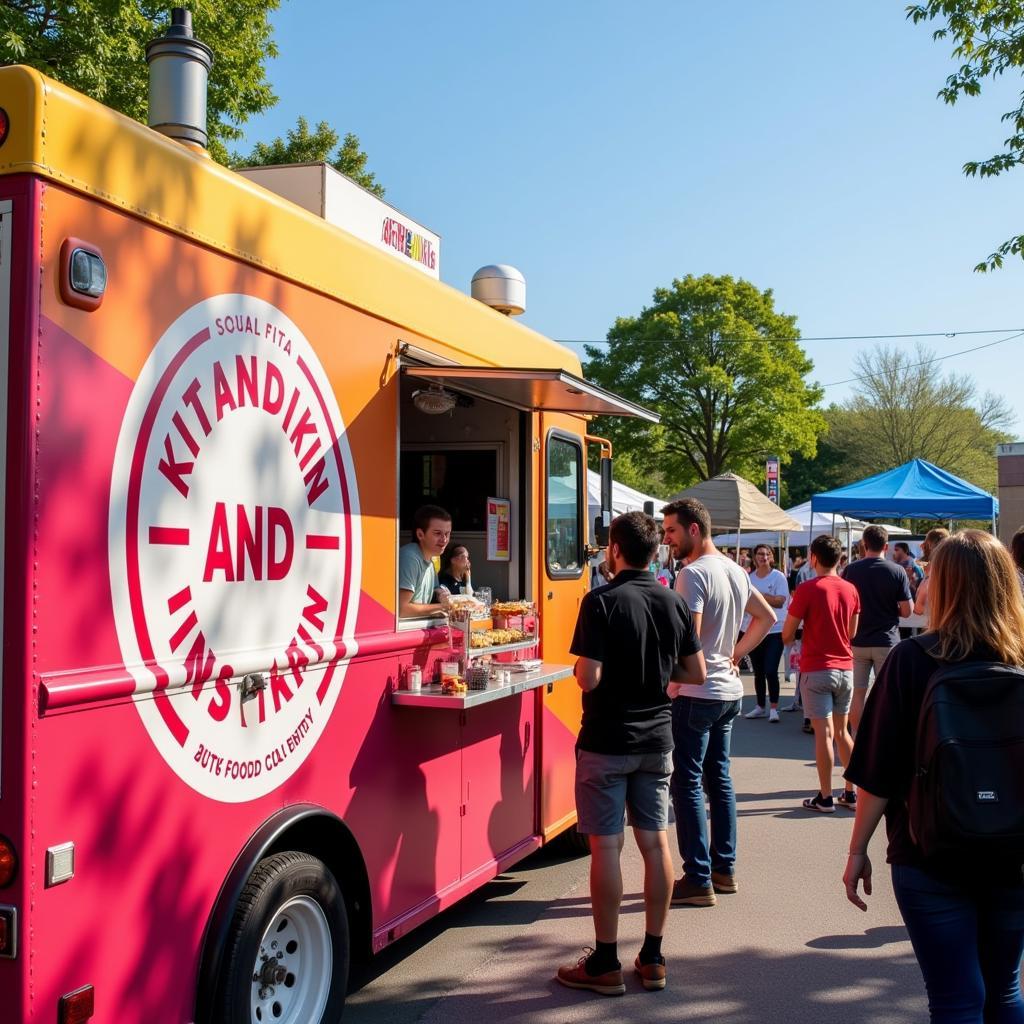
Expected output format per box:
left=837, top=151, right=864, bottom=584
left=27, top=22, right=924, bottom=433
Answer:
left=0, top=14, right=657, bottom=1024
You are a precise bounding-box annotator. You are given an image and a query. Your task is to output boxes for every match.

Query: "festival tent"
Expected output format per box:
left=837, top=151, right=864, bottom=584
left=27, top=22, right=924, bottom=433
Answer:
left=548, top=471, right=669, bottom=522
left=811, top=459, right=999, bottom=527
left=586, top=470, right=668, bottom=521
left=666, top=472, right=801, bottom=533
left=712, top=500, right=910, bottom=548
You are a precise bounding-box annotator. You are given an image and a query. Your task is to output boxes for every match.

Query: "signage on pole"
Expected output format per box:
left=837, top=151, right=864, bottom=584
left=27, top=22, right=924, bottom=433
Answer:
left=765, top=456, right=780, bottom=504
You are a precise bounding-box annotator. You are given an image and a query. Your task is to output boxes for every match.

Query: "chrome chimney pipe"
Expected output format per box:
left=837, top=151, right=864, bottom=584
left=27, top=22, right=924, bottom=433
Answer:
left=146, top=8, right=214, bottom=148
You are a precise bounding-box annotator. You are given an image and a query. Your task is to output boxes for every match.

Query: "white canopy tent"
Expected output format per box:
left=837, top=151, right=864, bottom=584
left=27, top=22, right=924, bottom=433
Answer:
left=713, top=501, right=911, bottom=547
left=586, top=470, right=669, bottom=522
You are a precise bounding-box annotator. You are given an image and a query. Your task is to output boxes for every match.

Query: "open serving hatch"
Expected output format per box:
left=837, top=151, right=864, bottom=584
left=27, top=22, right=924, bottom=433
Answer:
left=403, top=366, right=660, bottom=422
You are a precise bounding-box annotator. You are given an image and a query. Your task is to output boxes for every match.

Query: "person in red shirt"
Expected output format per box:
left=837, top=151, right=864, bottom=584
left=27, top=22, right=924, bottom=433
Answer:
left=782, top=535, right=860, bottom=813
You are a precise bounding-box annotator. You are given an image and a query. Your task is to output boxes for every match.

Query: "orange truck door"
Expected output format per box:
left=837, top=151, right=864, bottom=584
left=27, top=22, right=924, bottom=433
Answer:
left=538, top=413, right=588, bottom=839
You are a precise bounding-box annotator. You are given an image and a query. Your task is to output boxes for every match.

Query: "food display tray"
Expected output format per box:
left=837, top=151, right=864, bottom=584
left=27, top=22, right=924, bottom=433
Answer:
left=391, top=664, right=572, bottom=710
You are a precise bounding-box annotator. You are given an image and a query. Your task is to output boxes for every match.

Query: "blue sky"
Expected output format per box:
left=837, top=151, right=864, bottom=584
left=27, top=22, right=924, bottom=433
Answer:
left=239, top=1, right=1024, bottom=436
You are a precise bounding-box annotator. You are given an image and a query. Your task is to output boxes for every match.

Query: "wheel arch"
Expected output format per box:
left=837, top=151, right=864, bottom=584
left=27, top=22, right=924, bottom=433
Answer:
left=194, top=803, right=372, bottom=1024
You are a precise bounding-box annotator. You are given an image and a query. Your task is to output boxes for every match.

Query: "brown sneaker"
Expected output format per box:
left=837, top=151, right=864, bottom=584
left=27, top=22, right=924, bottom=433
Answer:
left=556, top=950, right=626, bottom=996
left=711, top=870, right=738, bottom=894
left=671, top=876, right=717, bottom=906
left=634, top=955, right=667, bottom=991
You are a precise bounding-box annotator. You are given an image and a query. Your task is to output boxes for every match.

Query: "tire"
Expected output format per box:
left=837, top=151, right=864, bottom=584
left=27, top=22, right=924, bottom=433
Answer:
left=216, top=851, right=349, bottom=1024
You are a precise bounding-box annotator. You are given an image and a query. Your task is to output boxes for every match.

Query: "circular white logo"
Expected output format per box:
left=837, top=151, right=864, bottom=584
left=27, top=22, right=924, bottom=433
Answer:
left=109, top=295, right=361, bottom=801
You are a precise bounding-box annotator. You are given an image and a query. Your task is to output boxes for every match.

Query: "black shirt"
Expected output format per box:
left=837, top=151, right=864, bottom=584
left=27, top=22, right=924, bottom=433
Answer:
left=437, top=571, right=468, bottom=595
left=570, top=569, right=701, bottom=755
left=841, top=557, right=912, bottom=647
left=845, top=637, right=1022, bottom=883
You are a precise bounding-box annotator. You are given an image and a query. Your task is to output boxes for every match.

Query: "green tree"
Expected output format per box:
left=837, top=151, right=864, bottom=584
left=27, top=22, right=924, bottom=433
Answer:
left=826, top=343, right=1014, bottom=492
left=0, top=1, right=280, bottom=164
left=908, top=1, right=1024, bottom=270
left=584, top=274, right=827, bottom=490
left=237, top=116, right=385, bottom=196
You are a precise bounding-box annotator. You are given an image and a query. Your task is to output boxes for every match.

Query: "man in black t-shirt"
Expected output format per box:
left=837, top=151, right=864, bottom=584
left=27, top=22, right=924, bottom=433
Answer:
left=556, top=512, right=705, bottom=997
left=841, top=524, right=912, bottom=732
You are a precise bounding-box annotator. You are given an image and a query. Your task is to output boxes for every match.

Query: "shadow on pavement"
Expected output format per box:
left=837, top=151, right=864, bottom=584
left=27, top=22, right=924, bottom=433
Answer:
left=807, top=925, right=909, bottom=950
left=404, top=939, right=924, bottom=1024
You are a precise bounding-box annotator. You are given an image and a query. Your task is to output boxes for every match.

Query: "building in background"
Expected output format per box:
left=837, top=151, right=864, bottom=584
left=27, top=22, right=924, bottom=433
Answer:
left=997, top=442, right=1024, bottom=544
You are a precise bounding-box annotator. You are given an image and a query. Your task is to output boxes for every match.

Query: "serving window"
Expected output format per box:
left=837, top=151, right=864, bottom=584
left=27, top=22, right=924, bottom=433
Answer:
left=545, top=431, right=584, bottom=579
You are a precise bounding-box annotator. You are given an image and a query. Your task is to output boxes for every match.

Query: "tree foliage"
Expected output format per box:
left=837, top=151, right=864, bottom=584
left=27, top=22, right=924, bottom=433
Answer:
left=584, top=274, right=826, bottom=490
left=908, top=0, right=1024, bottom=270
left=824, top=343, right=1014, bottom=492
left=0, top=1, right=280, bottom=164
left=237, top=116, right=385, bottom=196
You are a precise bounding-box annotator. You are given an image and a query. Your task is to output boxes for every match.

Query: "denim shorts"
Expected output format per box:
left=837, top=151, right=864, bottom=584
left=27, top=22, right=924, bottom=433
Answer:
left=575, top=749, right=673, bottom=835
left=801, top=669, right=853, bottom=719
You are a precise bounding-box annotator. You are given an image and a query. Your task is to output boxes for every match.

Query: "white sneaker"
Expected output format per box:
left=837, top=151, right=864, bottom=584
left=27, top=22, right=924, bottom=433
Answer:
left=744, top=705, right=767, bottom=719
left=769, top=708, right=780, bottom=723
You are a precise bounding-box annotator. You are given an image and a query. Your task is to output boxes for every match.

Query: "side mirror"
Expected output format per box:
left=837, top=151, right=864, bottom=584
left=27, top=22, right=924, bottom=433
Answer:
left=594, top=515, right=609, bottom=548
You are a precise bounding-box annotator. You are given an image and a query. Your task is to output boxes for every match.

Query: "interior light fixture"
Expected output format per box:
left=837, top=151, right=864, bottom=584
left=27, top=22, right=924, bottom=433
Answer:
left=412, top=384, right=458, bottom=415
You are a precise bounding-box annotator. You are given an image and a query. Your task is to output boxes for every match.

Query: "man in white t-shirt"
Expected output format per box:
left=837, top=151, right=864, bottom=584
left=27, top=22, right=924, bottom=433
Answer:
left=661, top=499, right=776, bottom=907
left=742, top=544, right=789, bottom=722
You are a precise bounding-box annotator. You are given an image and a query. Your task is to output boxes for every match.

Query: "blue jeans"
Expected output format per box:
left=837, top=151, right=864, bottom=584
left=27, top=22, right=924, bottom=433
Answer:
left=892, top=863, right=1024, bottom=1023
left=750, top=632, right=784, bottom=707
left=670, top=696, right=742, bottom=886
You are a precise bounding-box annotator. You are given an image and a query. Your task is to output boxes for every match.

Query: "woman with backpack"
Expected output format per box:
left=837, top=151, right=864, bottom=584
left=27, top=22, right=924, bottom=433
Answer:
left=842, top=530, right=1024, bottom=1023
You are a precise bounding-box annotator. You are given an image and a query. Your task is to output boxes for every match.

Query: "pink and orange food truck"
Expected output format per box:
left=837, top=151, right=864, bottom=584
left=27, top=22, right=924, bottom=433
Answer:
left=0, top=15, right=656, bottom=1024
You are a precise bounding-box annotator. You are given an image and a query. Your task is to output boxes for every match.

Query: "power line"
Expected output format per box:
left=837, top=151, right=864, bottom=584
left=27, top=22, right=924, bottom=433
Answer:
left=557, top=327, right=1024, bottom=346
left=820, top=330, right=1024, bottom=387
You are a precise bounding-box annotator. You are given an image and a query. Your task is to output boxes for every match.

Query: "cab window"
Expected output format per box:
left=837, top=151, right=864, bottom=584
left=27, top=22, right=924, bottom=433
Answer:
left=546, top=432, right=583, bottom=578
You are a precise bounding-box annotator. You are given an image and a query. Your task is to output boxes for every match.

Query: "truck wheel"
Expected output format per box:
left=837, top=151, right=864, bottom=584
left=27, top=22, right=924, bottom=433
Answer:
left=218, top=851, right=349, bottom=1024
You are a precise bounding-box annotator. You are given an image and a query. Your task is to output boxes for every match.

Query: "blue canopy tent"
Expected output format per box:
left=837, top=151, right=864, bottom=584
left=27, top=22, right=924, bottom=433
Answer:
left=811, top=459, right=999, bottom=533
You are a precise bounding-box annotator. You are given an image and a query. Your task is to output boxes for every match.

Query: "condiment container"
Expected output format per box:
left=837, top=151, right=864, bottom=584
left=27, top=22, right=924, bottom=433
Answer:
left=407, top=665, right=422, bottom=691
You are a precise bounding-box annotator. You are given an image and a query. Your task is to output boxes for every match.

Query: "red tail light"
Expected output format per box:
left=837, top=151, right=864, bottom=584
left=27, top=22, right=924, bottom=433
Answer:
left=0, top=835, right=16, bottom=887
left=59, top=985, right=95, bottom=1024
left=0, top=108, right=8, bottom=147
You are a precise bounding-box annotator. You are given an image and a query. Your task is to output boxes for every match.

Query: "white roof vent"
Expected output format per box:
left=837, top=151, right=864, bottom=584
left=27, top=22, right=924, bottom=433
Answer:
left=471, top=265, right=526, bottom=316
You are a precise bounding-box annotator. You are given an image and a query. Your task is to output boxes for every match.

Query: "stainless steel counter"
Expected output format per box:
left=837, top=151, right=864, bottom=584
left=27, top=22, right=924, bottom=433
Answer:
left=391, top=664, right=573, bottom=710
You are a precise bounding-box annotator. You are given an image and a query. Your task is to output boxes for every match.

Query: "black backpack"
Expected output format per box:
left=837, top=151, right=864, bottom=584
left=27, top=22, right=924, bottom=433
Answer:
left=908, top=635, right=1024, bottom=860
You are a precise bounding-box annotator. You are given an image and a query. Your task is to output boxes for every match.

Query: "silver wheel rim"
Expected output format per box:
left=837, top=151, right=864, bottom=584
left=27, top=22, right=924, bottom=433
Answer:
left=250, top=895, right=332, bottom=1024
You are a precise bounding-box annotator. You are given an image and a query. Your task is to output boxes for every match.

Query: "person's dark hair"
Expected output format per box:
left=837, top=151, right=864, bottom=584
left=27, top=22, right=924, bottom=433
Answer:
left=894, top=542, right=912, bottom=557
left=440, top=542, right=468, bottom=576
left=659, top=498, right=711, bottom=539
left=754, top=543, right=773, bottom=558
left=861, top=524, right=888, bottom=553
left=810, top=534, right=842, bottom=569
left=412, top=504, right=451, bottom=541
left=609, top=511, right=661, bottom=568
left=1011, top=526, right=1024, bottom=573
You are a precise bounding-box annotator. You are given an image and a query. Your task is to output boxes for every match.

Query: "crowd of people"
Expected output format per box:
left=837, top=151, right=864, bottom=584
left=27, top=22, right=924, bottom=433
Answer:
left=558, top=502, right=1024, bottom=1024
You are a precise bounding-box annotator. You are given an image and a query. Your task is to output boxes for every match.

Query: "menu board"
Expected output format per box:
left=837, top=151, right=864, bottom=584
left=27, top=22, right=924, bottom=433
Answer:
left=487, top=497, right=511, bottom=561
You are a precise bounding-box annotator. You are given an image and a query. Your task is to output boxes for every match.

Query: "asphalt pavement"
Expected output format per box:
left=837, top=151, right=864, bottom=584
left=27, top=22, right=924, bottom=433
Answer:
left=346, top=675, right=926, bottom=1024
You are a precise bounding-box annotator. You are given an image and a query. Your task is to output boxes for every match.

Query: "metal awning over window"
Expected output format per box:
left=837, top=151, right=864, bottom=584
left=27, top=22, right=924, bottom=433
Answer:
left=402, top=366, right=659, bottom=422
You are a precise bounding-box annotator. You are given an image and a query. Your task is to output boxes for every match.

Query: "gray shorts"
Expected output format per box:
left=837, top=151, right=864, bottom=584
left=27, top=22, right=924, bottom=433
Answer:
left=575, top=749, right=672, bottom=835
left=801, top=669, right=854, bottom=720
left=852, top=646, right=892, bottom=689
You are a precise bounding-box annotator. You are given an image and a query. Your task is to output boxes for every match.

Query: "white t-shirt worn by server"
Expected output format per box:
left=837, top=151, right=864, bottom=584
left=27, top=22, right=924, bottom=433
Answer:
left=741, top=568, right=788, bottom=633
left=674, top=553, right=751, bottom=702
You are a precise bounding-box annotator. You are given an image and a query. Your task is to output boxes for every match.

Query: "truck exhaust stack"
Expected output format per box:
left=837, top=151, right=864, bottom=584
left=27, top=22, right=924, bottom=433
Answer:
left=146, top=7, right=213, bottom=149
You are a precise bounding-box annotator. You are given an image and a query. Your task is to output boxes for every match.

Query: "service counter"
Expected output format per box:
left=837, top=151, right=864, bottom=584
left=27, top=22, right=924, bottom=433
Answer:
left=391, top=664, right=572, bottom=710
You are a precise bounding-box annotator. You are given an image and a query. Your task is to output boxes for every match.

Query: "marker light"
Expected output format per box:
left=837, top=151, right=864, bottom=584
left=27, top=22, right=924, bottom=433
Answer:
left=0, top=108, right=9, bottom=147
left=69, top=248, right=107, bottom=298
left=0, top=835, right=16, bottom=887
left=0, top=906, right=15, bottom=959
left=59, top=985, right=95, bottom=1024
